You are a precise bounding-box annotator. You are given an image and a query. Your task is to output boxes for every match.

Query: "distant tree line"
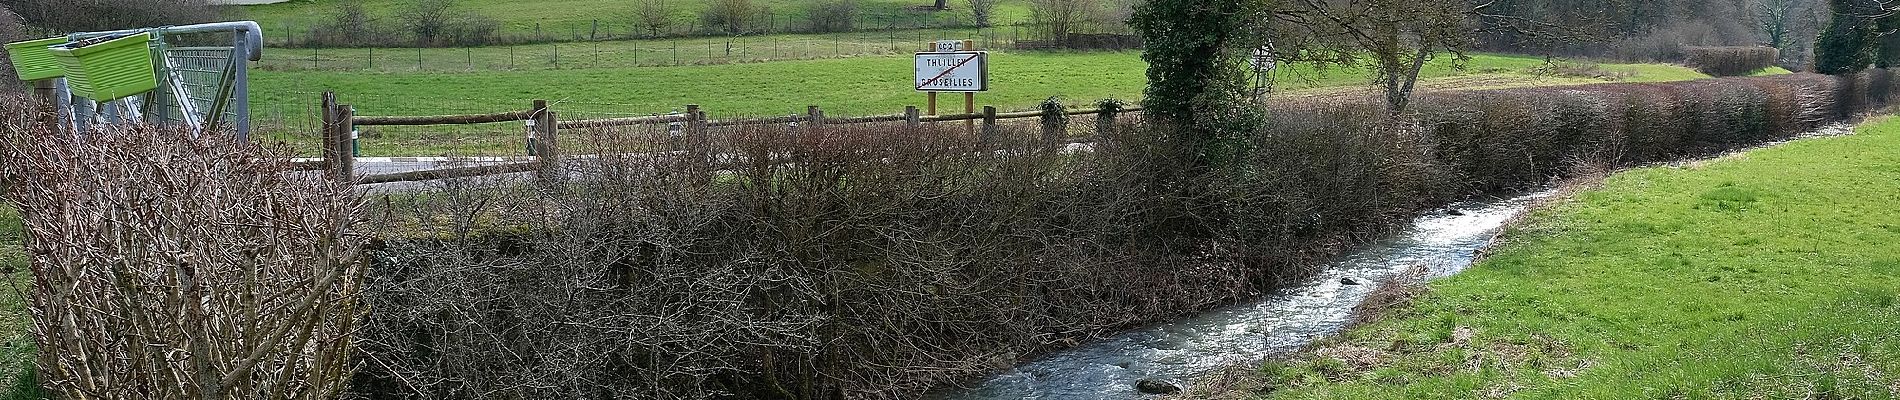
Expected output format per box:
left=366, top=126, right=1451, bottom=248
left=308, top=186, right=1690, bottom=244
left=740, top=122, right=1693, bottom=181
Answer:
left=0, top=0, right=220, bottom=34
left=297, top=0, right=938, bottom=48
left=1472, top=0, right=1829, bottom=69
left=1812, top=0, right=1900, bottom=74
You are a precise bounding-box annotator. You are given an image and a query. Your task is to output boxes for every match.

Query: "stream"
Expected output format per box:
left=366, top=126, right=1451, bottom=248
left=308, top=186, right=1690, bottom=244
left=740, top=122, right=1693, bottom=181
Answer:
left=928, top=189, right=1558, bottom=399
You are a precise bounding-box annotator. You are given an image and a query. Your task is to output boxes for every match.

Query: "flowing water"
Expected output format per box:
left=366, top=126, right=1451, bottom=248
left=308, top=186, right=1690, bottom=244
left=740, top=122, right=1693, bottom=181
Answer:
left=929, top=189, right=1559, bottom=399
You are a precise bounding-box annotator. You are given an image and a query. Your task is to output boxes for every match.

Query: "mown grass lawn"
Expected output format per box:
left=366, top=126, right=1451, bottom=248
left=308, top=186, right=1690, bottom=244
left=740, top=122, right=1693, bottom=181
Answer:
left=1223, top=119, right=1900, bottom=399
left=251, top=52, right=1715, bottom=156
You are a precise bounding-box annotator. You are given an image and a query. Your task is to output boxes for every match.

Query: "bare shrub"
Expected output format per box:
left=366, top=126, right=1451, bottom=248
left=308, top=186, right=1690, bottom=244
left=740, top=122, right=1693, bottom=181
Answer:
left=700, top=0, right=767, bottom=35
left=0, top=97, right=367, bottom=399
left=632, top=0, right=680, bottom=38
left=1610, top=21, right=1734, bottom=62
left=307, top=0, right=382, bottom=47
left=6, top=0, right=217, bottom=34
left=806, top=0, right=857, bottom=33
left=1028, top=0, right=1103, bottom=43
left=1686, top=46, right=1782, bottom=76
left=966, top=0, right=999, bottom=27
left=344, top=72, right=1896, bottom=399
left=438, top=12, right=501, bottom=47
left=397, top=0, right=454, bottom=46
left=0, top=6, right=27, bottom=91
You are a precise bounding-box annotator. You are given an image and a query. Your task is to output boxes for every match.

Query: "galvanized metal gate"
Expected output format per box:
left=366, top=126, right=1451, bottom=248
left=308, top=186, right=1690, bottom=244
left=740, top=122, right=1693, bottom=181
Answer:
left=58, top=21, right=261, bottom=139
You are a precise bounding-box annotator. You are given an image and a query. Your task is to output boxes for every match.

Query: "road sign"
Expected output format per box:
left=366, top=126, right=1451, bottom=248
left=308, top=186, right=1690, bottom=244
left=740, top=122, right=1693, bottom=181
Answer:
left=933, top=40, right=967, bottom=52
left=915, top=51, right=988, bottom=92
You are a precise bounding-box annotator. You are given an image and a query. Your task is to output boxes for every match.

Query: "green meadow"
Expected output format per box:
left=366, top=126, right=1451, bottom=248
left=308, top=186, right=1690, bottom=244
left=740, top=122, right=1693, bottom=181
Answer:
left=234, top=0, right=1034, bottom=42
left=1227, top=118, right=1900, bottom=399
left=250, top=52, right=1725, bottom=156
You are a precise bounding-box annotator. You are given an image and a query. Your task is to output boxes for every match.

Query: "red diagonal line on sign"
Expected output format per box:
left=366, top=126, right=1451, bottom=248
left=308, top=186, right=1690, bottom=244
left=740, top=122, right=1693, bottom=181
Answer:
left=917, top=53, right=982, bottom=90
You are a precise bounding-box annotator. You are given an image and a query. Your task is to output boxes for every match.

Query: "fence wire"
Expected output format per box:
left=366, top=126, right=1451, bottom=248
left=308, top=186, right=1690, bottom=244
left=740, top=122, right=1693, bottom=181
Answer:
left=258, top=28, right=1021, bottom=73
left=257, top=90, right=1138, bottom=158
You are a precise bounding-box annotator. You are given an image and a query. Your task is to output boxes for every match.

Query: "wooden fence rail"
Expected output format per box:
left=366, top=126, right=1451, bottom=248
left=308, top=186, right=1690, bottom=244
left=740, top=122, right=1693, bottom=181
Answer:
left=319, top=91, right=1142, bottom=185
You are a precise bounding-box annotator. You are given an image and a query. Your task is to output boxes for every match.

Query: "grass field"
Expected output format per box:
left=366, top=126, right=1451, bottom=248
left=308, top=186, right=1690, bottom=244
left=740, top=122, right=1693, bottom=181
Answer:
left=0, top=203, right=34, bottom=400
left=233, top=0, right=1033, bottom=44
left=251, top=52, right=1723, bottom=156
left=254, top=27, right=1012, bottom=72
left=1210, top=119, right=1900, bottom=398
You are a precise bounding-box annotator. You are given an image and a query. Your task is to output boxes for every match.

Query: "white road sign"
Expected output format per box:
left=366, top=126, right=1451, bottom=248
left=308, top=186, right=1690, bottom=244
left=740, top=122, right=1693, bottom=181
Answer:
left=933, top=40, right=967, bottom=52
left=915, top=51, right=989, bottom=92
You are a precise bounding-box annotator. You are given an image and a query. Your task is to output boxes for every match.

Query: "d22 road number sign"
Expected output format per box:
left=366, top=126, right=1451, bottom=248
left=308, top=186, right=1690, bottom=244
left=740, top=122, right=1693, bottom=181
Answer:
left=915, top=51, right=989, bottom=92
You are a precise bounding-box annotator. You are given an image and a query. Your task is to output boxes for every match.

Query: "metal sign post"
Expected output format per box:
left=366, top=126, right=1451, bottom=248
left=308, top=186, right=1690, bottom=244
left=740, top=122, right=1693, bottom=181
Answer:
left=916, top=39, right=987, bottom=134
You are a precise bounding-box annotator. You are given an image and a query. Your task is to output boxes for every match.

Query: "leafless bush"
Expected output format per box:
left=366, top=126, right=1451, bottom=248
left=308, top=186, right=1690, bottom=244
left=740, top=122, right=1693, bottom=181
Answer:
left=1028, top=0, right=1105, bottom=42
left=0, top=6, right=27, bottom=91
left=1610, top=21, right=1736, bottom=62
left=0, top=96, right=367, bottom=399
left=5, top=0, right=217, bottom=34
left=632, top=0, right=680, bottom=38
left=966, top=0, right=999, bottom=27
left=397, top=0, right=457, bottom=46
left=805, top=0, right=856, bottom=33
left=348, top=72, right=1893, bottom=399
left=1686, top=46, right=1782, bottom=76
left=700, top=0, right=767, bottom=35
left=305, top=0, right=384, bottom=47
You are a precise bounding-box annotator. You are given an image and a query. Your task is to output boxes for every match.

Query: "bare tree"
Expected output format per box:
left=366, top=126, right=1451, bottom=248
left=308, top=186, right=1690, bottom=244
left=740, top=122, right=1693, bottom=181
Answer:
left=1029, top=0, right=1104, bottom=44
left=1258, top=0, right=1595, bottom=116
left=700, top=0, right=766, bottom=34
left=0, top=106, right=367, bottom=400
left=632, top=0, right=678, bottom=37
left=397, top=0, right=456, bottom=46
left=968, top=0, right=1000, bottom=27
left=317, top=0, right=379, bottom=47
left=807, top=0, right=858, bottom=33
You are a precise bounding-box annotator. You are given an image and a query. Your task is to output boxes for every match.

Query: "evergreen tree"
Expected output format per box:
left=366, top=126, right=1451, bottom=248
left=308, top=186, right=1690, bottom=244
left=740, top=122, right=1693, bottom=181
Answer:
left=1876, top=7, right=1900, bottom=68
left=1816, top=0, right=1875, bottom=74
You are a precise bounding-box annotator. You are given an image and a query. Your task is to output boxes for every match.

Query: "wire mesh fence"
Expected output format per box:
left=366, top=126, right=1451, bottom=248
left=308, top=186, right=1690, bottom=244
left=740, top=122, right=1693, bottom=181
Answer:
left=257, top=28, right=1023, bottom=73
left=258, top=90, right=1137, bottom=158
left=269, top=12, right=1001, bottom=48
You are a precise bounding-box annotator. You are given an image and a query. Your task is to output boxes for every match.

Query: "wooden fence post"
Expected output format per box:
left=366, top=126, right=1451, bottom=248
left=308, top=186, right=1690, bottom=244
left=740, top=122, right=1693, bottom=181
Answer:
left=807, top=105, right=825, bottom=134
left=905, top=106, right=921, bottom=128
left=981, top=106, right=998, bottom=147
left=685, top=104, right=705, bottom=136
left=321, top=92, right=354, bottom=183
left=683, top=104, right=706, bottom=153
left=531, top=99, right=560, bottom=179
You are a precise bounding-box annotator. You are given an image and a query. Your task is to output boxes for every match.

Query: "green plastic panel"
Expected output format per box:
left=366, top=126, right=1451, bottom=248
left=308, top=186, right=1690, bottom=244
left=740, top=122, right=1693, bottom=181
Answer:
left=4, top=37, right=68, bottom=81
left=51, top=34, right=158, bottom=101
